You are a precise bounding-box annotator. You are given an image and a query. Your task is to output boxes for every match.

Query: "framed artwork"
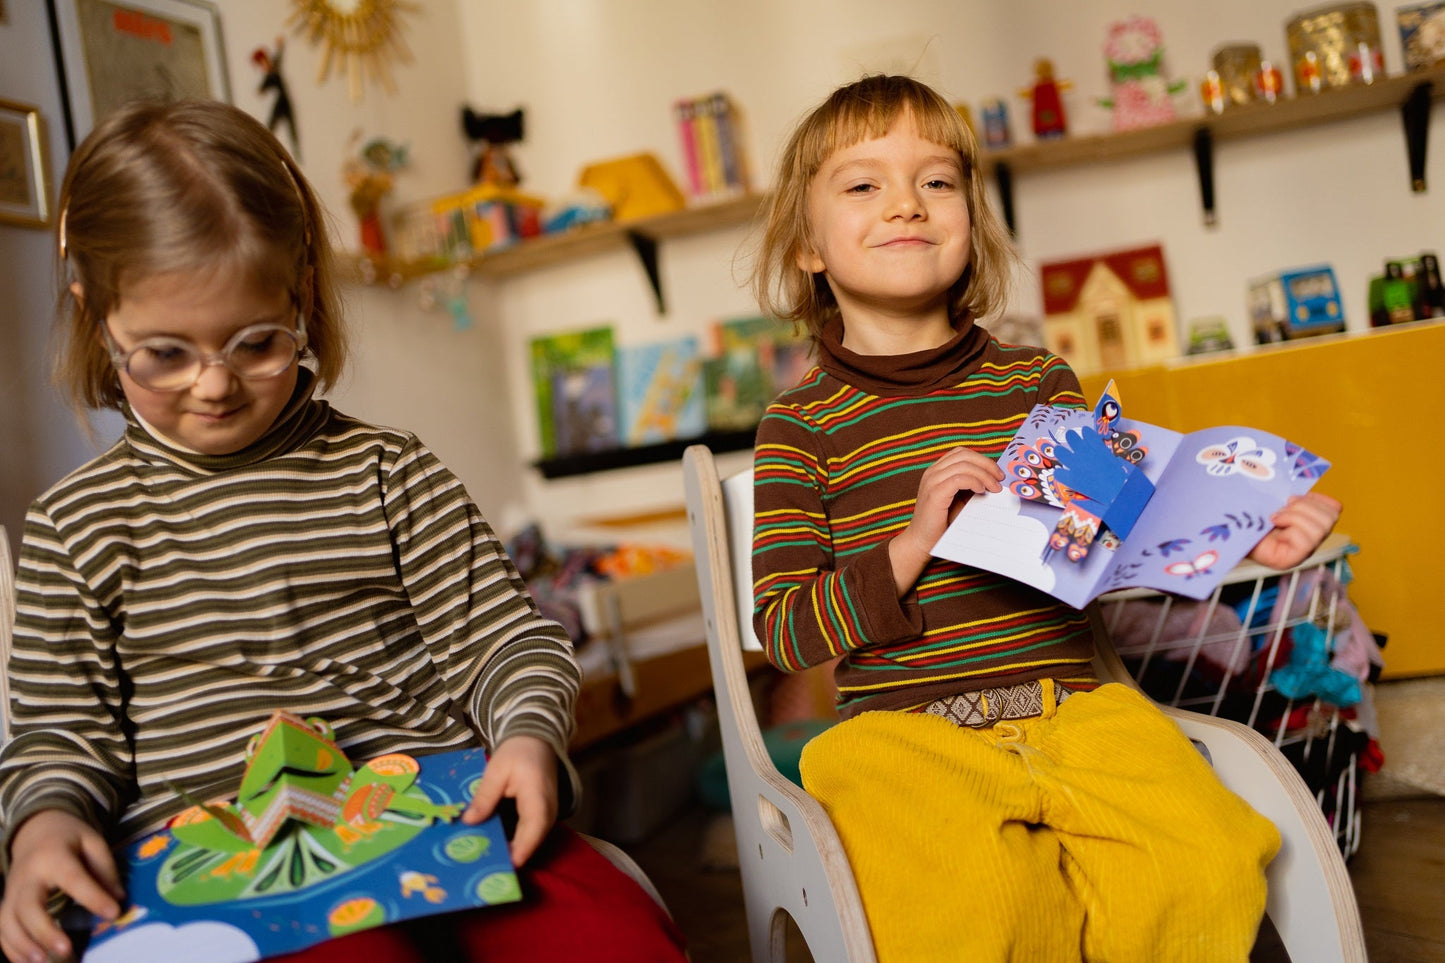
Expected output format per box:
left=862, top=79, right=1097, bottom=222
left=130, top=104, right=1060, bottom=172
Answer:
left=46, top=0, right=229, bottom=149
left=0, top=99, right=52, bottom=229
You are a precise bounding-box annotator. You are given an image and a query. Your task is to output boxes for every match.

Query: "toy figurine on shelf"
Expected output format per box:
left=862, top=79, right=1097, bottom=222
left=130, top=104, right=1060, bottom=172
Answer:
left=980, top=98, right=1013, bottom=148
left=1097, top=15, right=1187, bottom=131
left=1020, top=58, right=1072, bottom=140
left=460, top=106, right=525, bottom=188
left=252, top=36, right=298, bottom=157
left=343, top=131, right=409, bottom=259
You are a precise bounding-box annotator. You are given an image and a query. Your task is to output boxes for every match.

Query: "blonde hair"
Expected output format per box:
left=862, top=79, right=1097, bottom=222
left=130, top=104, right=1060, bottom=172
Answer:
left=54, top=98, right=348, bottom=413
left=749, top=75, right=1017, bottom=338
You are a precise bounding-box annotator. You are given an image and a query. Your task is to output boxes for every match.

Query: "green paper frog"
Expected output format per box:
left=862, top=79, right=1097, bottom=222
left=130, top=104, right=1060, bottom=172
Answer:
left=156, top=711, right=462, bottom=905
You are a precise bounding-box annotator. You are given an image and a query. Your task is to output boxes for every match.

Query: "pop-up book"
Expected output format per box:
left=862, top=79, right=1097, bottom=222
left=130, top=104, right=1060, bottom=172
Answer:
left=82, top=712, right=519, bottom=963
left=930, top=382, right=1330, bottom=608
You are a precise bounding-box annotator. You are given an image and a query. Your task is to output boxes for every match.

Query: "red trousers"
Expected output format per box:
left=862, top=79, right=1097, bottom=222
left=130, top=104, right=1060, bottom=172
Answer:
left=271, top=828, right=687, bottom=962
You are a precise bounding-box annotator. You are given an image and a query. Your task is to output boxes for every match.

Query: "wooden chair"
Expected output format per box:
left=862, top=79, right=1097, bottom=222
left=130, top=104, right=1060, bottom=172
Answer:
left=681, top=445, right=1367, bottom=963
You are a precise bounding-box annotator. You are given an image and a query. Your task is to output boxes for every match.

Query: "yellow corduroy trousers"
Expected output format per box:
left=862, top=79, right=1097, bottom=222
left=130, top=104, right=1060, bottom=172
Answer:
left=800, top=682, right=1281, bottom=963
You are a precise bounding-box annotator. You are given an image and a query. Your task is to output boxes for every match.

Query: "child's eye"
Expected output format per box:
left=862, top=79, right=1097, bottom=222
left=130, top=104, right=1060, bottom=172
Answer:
left=138, top=344, right=194, bottom=368
left=235, top=332, right=279, bottom=356
left=844, top=182, right=876, bottom=194
left=923, top=178, right=957, bottom=190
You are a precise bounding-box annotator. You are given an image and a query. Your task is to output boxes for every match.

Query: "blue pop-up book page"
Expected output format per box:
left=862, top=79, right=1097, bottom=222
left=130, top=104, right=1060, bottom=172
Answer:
left=82, top=744, right=518, bottom=963
left=931, top=383, right=1329, bottom=607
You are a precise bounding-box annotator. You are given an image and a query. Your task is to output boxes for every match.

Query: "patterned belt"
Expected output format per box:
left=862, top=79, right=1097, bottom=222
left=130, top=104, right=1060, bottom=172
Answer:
left=921, top=680, right=1074, bottom=729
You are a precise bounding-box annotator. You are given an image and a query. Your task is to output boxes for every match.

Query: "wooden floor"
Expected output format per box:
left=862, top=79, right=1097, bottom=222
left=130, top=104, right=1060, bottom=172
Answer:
left=625, top=794, right=1445, bottom=963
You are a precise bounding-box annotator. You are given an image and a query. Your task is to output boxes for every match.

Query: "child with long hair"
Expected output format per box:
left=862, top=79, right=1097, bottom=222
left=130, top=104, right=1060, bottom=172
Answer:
left=748, top=74, right=1341, bottom=962
left=0, top=98, right=684, bottom=963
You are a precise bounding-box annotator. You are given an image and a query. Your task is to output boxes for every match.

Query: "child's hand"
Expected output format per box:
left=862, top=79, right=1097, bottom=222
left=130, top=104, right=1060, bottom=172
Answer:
left=1248, top=492, right=1343, bottom=570
left=1, top=809, right=124, bottom=963
left=890, top=447, right=1004, bottom=594
left=462, top=735, right=559, bottom=867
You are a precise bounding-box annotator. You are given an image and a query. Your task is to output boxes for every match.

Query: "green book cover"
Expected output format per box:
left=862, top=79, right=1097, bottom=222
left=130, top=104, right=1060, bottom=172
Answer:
left=530, top=326, right=617, bottom=457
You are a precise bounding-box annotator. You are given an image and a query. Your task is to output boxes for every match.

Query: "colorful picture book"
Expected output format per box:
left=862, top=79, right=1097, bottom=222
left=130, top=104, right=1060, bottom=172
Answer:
left=616, top=336, right=706, bottom=446
left=530, top=327, right=618, bottom=457
left=930, top=382, right=1330, bottom=608
left=82, top=713, right=517, bottom=963
left=702, top=317, right=776, bottom=432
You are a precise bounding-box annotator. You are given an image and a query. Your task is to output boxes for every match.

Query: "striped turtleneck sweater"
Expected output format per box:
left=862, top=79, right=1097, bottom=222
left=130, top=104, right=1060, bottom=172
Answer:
left=0, top=373, right=579, bottom=850
left=752, top=315, right=1097, bottom=718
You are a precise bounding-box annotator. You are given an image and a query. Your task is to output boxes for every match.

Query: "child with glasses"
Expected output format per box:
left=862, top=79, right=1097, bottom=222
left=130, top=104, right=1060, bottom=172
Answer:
left=747, top=75, right=1342, bottom=962
left=0, top=99, right=685, bottom=963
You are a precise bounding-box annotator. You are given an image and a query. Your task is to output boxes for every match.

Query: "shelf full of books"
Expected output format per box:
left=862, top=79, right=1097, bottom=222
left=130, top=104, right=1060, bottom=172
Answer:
left=529, top=316, right=810, bottom=479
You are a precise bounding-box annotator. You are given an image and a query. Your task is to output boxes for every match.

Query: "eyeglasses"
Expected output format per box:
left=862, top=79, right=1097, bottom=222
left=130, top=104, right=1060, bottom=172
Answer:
left=102, top=317, right=308, bottom=392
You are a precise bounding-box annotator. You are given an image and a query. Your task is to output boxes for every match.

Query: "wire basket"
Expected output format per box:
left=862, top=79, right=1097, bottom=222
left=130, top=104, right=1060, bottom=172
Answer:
left=1098, top=532, right=1369, bottom=858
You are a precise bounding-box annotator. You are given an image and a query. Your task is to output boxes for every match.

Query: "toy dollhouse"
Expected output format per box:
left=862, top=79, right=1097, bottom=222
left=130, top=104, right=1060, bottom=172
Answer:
left=1040, top=243, right=1180, bottom=376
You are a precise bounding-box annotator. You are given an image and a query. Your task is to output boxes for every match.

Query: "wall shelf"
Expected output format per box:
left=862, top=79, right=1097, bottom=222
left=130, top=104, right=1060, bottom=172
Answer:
left=349, top=193, right=765, bottom=311
left=532, top=427, right=756, bottom=479
left=983, top=64, right=1445, bottom=230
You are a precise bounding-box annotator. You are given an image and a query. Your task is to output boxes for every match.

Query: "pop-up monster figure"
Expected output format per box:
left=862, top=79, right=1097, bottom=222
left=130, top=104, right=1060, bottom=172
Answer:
left=160, top=711, right=462, bottom=905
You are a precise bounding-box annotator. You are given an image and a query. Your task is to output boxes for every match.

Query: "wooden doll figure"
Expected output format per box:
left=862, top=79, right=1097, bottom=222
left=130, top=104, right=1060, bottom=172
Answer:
left=1021, top=58, right=1072, bottom=140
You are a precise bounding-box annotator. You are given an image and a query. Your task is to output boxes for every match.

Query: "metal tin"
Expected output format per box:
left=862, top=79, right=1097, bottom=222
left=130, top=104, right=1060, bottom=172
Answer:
left=1212, top=43, right=1264, bottom=106
left=1287, top=2, right=1384, bottom=90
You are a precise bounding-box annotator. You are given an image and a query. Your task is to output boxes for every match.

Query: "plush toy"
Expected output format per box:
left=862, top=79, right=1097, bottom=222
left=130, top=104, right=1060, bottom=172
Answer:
left=460, top=106, right=524, bottom=188
left=1098, top=15, right=1187, bottom=131
left=1020, top=58, right=1072, bottom=139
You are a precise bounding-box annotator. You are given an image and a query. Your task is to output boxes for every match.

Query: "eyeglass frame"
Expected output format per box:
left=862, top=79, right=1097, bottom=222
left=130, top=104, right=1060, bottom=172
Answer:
left=100, top=315, right=309, bottom=393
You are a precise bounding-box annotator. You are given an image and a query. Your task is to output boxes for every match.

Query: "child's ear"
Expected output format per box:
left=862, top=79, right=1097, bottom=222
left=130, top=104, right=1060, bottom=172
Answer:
left=794, top=246, right=825, bottom=275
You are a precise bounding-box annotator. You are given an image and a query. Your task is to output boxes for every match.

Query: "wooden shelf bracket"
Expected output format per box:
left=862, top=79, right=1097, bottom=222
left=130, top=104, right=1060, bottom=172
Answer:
left=994, top=160, right=1017, bottom=236
left=1194, top=125, right=1216, bottom=227
left=1403, top=79, right=1433, bottom=192
left=626, top=230, right=665, bottom=314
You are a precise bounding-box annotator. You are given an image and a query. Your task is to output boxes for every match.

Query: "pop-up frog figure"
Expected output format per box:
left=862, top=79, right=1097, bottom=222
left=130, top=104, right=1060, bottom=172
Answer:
left=158, top=711, right=464, bottom=905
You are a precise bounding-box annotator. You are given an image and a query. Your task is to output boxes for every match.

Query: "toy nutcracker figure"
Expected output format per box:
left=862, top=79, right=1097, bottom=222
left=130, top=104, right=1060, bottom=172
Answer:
left=1021, top=58, right=1072, bottom=139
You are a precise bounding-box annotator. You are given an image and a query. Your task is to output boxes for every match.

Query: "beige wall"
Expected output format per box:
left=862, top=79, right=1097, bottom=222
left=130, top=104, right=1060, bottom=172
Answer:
left=4, top=1, right=1441, bottom=556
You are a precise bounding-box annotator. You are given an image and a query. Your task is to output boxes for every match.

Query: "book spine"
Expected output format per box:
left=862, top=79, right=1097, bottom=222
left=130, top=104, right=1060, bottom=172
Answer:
left=711, top=92, right=740, bottom=194
left=674, top=99, right=702, bottom=198
left=692, top=95, right=724, bottom=198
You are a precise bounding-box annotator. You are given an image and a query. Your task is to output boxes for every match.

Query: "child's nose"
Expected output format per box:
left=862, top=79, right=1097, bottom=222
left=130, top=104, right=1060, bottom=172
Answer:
left=190, top=359, right=239, bottom=398
left=888, top=187, right=925, bottom=220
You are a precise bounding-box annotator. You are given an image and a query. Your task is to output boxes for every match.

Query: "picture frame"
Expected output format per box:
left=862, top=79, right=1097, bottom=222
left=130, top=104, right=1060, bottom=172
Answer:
left=0, top=99, right=52, bottom=229
left=46, top=0, right=229, bottom=149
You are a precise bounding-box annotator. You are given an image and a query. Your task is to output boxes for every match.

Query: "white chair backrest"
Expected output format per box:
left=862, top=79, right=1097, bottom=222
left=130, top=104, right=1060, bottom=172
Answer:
left=683, top=446, right=877, bottom=962
left=720, top=470, right=763, bottom=652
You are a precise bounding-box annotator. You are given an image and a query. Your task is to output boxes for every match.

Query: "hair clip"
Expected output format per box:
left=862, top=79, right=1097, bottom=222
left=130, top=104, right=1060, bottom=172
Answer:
left=58, top=204, right=69, bottom=259
left=279, top=157, right=312, bottom=247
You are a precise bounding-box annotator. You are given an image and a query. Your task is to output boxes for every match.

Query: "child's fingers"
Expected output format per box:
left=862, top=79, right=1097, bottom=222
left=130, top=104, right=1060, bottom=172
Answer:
left=4, top=882, right=73, bottom=963
left=462, top=765, right=507, bottom=825
left=933, top=446, right=1004, bottom=478
left=52, top=854, right=122, bottom=924
left=80, top=830, right=126, bottom=905
left=1278, top=492, right=1341, bottom=530
left=507, top=788, right=553, bottom=867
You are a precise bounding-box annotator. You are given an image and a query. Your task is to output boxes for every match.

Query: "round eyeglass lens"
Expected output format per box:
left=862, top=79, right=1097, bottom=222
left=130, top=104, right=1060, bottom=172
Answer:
left=125, top=324, right=302, bottom=391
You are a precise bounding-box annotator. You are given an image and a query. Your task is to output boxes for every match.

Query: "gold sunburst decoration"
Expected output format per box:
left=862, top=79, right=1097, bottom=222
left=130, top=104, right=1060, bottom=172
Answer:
left=287, top=0, right=420, bottom=103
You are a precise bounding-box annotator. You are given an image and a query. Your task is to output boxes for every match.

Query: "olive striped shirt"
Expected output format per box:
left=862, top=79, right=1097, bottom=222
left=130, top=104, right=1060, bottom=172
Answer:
left=0, top=381, right=579, bottom=849
left=752, top=316, right=1096, bottom=717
